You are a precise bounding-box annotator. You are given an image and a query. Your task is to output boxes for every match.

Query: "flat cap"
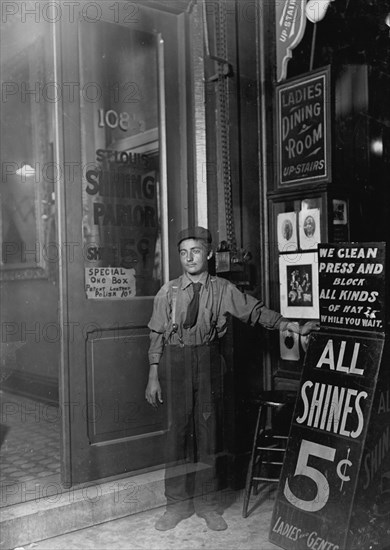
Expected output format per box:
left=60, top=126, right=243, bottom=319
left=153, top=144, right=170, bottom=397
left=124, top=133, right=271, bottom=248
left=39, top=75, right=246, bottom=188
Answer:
left=177, top=226, right=212, bottom=246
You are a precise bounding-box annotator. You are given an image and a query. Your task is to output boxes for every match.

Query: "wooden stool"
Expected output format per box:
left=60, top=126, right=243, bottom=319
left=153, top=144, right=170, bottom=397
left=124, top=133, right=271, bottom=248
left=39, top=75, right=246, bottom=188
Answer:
left=242, top=390, right=296, bottom=518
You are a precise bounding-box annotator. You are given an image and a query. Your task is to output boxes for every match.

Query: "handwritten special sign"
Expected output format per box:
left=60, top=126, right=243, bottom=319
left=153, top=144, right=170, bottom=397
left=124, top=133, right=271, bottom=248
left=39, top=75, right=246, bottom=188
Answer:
left=269, top=332, right=385, bottom=550
left=318, top=243, right=386, bottom=332
left=276, top=67, right=331, bottom=185
left=85, top=267, right=135, bottom=299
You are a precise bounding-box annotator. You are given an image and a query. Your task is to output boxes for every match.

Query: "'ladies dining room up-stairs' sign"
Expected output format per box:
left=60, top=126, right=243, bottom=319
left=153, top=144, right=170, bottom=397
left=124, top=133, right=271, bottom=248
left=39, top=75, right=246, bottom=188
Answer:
left=269, top=242, right=389, bottom=550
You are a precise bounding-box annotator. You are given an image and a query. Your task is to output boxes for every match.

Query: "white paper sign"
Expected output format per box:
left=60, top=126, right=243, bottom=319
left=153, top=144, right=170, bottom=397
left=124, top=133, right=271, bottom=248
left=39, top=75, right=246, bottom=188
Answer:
left=85, top=267, right=136, bottom=299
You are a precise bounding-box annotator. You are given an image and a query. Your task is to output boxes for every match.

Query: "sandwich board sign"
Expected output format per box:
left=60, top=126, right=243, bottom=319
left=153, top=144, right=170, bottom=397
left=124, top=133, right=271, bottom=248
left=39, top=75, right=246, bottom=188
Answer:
left=269, top=243, right=389, bottom=550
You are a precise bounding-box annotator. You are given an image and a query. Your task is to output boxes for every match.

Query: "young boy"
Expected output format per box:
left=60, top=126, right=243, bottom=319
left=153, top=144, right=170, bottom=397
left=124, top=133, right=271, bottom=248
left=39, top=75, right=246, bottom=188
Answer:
left=145, top=226, right=318, bottom=531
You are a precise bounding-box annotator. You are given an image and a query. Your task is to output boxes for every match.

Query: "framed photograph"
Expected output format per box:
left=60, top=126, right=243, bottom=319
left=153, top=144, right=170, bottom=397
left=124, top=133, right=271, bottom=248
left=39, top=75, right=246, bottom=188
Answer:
left=299, top=208, right=321, bottom=250
left=279, top=252, right=319, bottom=319
left=333, top=199, right=348, bottom=225
left=277, top=212, right=298, bottom=252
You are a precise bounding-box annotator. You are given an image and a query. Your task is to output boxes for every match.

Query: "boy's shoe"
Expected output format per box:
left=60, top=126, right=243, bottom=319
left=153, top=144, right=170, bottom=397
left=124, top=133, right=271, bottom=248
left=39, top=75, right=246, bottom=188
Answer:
left=198, top=511, right=228, bottom=531
left=155, top=509, right=193, bottom=531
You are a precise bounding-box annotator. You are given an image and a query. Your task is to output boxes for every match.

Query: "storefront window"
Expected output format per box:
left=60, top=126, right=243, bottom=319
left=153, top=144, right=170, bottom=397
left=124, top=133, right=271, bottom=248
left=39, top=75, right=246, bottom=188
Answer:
left=80, top=21, right=162, bottom=298
left=0, top=24, right=53, bottom=280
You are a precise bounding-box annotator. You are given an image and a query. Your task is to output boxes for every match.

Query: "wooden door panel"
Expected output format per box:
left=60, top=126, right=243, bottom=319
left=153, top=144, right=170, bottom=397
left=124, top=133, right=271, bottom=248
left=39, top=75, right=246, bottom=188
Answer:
left=86, top=327, right=165, bottom=444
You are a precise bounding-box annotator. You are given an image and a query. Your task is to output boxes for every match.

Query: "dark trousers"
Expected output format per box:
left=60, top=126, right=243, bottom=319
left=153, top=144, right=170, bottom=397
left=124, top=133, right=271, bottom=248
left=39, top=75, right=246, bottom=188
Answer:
left=161, top=343, right=224, bottom=514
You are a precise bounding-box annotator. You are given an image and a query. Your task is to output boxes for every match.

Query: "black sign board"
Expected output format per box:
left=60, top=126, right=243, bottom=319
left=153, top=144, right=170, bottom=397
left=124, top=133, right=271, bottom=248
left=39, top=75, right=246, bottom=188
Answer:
left=269, top=332, right=385, bottom=550
left=276, top=66, right=331, bottom=186
left=347, top=340, right=390, bottom=548
left=318, top=242, right=386, bottom=333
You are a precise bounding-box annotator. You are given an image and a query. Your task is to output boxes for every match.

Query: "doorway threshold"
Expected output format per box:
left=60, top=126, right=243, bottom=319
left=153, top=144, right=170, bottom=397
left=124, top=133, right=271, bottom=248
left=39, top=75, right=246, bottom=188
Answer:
left=0, top=463, right=210, bottom=550
left=0, top=472, right=60, bottom=509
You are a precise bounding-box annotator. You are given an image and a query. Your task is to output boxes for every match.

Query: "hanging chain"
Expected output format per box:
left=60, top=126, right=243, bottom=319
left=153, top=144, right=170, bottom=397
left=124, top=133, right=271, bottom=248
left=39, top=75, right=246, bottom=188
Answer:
left=215, top=0, right=236, bottom=251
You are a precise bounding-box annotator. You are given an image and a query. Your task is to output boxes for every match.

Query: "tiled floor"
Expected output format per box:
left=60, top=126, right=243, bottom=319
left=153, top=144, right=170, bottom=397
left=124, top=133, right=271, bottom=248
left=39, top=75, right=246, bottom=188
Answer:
left=0, top=391, right=60, bottom=507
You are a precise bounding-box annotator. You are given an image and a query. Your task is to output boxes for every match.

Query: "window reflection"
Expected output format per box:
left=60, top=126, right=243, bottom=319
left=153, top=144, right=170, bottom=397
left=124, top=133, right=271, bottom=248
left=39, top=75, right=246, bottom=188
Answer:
left=1, top=49, right=36, bottom=266
left=1, top=35, right=51, bottom=279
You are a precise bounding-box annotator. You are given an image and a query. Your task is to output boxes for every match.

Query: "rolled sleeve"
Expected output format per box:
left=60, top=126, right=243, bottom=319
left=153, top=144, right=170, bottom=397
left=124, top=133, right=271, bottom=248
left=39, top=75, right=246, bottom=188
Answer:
left=147, top=283, right=170, bottom=364
left=148, top=331, right=164, bottom=365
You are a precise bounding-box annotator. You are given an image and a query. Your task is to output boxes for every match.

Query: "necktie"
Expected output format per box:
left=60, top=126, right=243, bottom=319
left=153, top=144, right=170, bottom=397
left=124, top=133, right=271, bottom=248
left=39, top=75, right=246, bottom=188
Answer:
left=183, top=282, right=201, bottom=329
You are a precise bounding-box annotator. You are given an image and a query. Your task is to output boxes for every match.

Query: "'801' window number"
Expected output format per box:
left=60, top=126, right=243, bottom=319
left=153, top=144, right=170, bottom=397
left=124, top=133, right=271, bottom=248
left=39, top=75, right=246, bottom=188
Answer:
left=98, top=109, right=130, bottom=131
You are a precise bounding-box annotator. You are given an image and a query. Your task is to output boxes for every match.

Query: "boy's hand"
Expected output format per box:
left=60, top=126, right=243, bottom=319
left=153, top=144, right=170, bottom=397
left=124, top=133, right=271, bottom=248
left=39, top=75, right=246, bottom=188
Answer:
left=300, top=321, right=320, bottom=335
left=285, top=320, right=320, bottom=336
left=145, top=379, right=163, bottom=408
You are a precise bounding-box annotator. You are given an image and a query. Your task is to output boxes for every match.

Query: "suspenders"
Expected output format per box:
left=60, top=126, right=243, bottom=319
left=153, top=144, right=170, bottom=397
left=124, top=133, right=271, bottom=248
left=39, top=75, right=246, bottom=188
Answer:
left=209, top=277, right=219, bottom=333
left=170, top=284, right=179, bottom=332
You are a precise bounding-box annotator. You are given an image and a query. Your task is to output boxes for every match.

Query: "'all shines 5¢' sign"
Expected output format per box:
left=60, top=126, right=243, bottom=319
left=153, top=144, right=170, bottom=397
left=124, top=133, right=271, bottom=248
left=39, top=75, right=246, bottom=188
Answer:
left=269, top=332, right=385, bottom=550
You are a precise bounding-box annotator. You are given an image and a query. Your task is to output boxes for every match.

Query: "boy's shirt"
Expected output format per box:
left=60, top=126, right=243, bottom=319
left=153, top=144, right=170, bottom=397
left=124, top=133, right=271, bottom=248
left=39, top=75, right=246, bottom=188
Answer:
left=148, top=272, right=286, bottom=365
